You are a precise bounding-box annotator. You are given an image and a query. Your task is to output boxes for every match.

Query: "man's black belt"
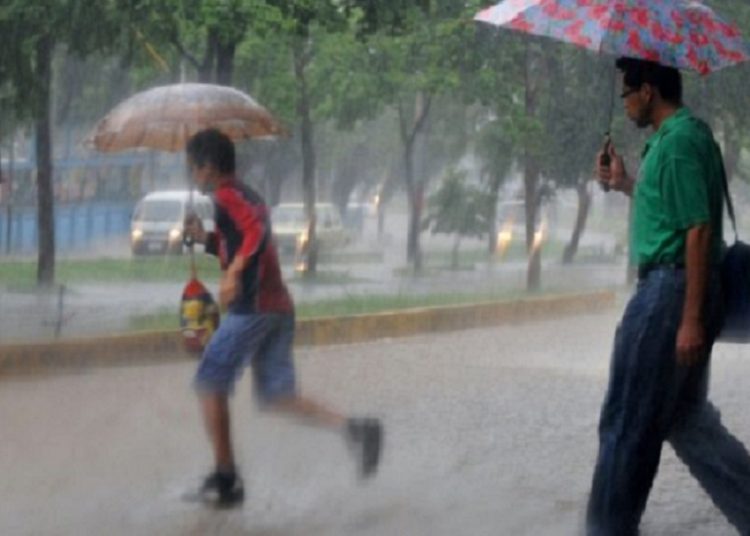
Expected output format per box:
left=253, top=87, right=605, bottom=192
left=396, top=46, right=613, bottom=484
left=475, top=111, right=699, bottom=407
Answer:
left=637, top=262, right=685, bottom=280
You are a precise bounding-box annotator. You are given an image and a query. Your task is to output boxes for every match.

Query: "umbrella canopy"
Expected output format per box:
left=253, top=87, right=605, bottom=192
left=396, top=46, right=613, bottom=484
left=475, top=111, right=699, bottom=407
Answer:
left=475, top=0, right=750, bottom=74
left=87, top=83, right=286, bottom=153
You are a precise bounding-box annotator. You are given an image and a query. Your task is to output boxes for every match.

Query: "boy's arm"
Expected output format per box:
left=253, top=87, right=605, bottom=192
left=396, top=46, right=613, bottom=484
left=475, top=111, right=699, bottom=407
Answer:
left=217, top=188, right=265, bottom=279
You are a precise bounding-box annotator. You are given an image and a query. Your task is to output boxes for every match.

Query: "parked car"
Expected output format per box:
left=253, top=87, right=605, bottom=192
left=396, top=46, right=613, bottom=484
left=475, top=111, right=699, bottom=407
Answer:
left=271, top=202, right=349, bottom=255
left=130, top=190, right=214, bottom=255
left=495, top=199, right=549, bottom=254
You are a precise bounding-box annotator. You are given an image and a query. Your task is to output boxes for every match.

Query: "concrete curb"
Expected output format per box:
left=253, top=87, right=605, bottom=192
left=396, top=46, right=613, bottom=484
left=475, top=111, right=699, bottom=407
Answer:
left=0, top=290, right=615, bottom=377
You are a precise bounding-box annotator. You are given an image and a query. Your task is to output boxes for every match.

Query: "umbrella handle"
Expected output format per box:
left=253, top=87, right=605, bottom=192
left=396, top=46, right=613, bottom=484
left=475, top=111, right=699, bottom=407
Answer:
left=188, top=182, right=197, bottom=279
left=189, top=245, right=197, bottom=279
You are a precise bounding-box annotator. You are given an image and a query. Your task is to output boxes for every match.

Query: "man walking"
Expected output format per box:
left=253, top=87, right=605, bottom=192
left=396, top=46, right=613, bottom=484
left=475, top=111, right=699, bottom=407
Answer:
left=183, top=128, right=382, bottom=508
left=587, top=57, right=750, bottom=535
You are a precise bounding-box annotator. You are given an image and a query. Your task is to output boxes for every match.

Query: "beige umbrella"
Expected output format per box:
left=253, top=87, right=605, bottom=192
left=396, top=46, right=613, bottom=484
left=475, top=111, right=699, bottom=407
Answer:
left=87, top=83, right=284, bottom=352
left=86, top=83, right=286, bottom=152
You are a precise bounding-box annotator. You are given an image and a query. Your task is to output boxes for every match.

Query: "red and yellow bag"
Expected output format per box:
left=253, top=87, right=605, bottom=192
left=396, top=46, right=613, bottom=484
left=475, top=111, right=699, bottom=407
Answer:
left=180, top=277, right=220, bottom=354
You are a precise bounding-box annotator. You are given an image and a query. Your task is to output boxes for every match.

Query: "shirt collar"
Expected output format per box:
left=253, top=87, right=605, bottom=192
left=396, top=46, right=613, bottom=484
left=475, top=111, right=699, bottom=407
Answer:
left=642, top=107, right=691, bottom=158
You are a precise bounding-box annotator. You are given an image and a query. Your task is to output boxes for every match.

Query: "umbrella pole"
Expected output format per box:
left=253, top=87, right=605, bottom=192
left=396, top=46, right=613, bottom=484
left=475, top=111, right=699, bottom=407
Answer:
left=605, top=61, right=616, bottom=139
left=598, top=62, right=618, bottom=192
left=188, top=167, right=197, bottom=280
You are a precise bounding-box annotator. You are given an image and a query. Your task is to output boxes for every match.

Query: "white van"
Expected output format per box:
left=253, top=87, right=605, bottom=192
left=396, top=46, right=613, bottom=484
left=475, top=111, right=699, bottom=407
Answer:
left=130, top=190, right=214, bottom=255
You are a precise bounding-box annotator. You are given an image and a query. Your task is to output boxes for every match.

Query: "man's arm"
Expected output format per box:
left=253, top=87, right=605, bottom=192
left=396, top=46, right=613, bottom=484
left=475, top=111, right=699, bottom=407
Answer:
left=596, top=144, right=635, bottom=197
left=677, top=223, right=711, bottom=366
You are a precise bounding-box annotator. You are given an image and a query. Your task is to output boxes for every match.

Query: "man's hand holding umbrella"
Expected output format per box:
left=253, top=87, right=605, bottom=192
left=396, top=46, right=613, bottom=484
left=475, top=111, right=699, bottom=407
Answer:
left=595, top=143, right=634, bottom=196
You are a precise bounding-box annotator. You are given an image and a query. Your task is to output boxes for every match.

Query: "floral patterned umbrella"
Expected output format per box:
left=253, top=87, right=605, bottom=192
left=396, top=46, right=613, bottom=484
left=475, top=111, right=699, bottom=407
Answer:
left=475, top=0, right=749, bottom=75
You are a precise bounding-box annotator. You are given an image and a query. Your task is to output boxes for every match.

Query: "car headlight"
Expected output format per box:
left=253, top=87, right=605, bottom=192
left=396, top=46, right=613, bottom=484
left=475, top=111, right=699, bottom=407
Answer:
left=169, top=228, right=182, bottom=241
left=296, top=231, right=309, bottom=248
left=131, top=229, right=143, bottom=240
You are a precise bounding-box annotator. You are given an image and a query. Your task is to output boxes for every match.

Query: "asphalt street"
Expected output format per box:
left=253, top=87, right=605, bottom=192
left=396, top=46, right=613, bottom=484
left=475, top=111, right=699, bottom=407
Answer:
left=2, top=311, right=749, bottom=535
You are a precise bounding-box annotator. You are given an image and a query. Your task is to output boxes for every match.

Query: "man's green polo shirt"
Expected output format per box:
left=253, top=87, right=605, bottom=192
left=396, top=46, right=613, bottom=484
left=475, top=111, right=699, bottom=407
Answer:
left=632, top=107, right=724, bottom=266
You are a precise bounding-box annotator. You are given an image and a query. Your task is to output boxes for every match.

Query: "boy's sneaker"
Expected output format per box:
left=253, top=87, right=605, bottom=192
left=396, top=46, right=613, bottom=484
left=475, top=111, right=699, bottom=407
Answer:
left=184, top=470, right=244, bottom=508
left=346, top=418, right=383, bottom=478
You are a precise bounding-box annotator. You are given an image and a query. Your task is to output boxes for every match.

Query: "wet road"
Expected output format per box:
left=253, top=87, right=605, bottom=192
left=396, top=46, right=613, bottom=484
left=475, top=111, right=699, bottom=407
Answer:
left=2, top=311, right=749, bottom=535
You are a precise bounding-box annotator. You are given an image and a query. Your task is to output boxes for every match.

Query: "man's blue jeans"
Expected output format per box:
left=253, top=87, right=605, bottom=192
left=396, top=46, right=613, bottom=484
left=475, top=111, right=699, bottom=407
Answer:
left=587, top=267, right=750, bottom=535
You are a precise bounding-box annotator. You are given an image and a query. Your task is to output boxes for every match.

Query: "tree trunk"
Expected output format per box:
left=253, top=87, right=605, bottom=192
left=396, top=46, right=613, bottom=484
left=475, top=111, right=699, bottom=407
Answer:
left=0, top=130, right=4, bottom=253
left=377, top=203, right=385, bottom=239
left=452, top=235, right=461, bottom=270
left=486, top=170, right=502, bottom=254
left=294, top=40, right=318, bottom=276
left=35, top=35, right=55, bottom=286
left=525, top=164, right=541, bottom=291
left=398, top=93, right=432, bottom=274
left=5, top=136, right=13, bottom=254
left=562, top=180, right=591, bottom=264
left=265, top=154, right=284, bottom=206
left=198, top=30, right=218, bottom=82
left=215, top=40, right=236, bottom=86
left=524, top=44, right=541, bottom=291
left=404, top=144, right=421, bottom=271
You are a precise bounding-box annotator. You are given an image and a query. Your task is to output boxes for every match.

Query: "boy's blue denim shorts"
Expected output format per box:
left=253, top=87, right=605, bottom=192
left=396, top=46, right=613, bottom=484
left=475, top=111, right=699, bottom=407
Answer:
left=194, top=312, right=297, bottom=403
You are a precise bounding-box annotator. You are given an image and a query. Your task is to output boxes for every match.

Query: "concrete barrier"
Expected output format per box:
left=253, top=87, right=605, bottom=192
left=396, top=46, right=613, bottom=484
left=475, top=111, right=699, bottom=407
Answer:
left=0, top=290, right=615, bottom=377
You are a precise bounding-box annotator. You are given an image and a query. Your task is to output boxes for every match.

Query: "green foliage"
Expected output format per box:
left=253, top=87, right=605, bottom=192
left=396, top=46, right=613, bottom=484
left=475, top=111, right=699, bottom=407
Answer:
left=0, top=1, right=119, bottom=116
left=311, top=30, right=386, bottom=129
left=537, top=47, right=617, bottom=188
left=424, top=167, right=489, bottom=240
left=475, top=117, right=515, bottom=185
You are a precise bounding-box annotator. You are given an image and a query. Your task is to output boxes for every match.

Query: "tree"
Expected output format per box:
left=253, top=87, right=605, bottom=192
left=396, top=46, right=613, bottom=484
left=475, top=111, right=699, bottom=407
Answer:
left=124, top=0, right=273, bottom=86
left=1, top=1, right=118, bottom=286
left=535, top=48, right=615, bottom=264
left=700, top=0, right=750, bottom=182
left=348, top=0, right=485, bottom=272
left=423, top=167, right=489, bottom=269
left=475, top=119, right=515, bottom=255
left=223, top=1, right=352, bottom=276
left=470, top=25, right=550, bottom=289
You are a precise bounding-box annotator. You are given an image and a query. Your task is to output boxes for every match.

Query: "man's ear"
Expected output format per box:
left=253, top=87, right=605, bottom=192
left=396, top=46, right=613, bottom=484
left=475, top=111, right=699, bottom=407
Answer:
left=642, top=83, right=656, bottom=103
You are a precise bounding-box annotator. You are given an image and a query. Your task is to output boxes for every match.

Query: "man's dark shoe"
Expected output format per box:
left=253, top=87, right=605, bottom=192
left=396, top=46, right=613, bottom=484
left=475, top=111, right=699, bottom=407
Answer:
left=184, top=470, right=244, bottom=508
left=347, top=418, right=383, bottom=478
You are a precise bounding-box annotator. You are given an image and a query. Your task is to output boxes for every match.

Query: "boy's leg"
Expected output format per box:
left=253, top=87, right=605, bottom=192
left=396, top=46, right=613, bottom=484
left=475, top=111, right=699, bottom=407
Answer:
left=271, top=395, right=346, bottom=428
left=200, top=393, right=234, bottom=471
left=190, top=313, right=273, bottom=506
left=253, top=313, right=383, bottom=477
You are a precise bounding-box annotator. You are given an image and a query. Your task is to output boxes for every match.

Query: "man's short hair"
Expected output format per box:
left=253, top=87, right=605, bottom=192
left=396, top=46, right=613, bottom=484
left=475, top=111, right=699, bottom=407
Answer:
left=615, top=57, right=682, bottom=105
left=186, top=128, right=235, bottom=174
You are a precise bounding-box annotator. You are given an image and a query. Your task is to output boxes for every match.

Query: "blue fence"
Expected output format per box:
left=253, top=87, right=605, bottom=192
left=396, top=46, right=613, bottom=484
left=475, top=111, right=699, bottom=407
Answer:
left=0, top=201, right=134, bottom=254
